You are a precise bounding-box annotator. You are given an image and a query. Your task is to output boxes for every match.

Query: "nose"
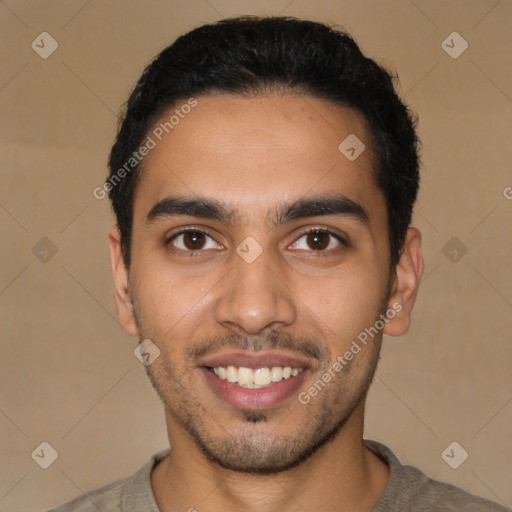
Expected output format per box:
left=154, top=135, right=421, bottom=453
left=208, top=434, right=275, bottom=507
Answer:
left=213, top=245, right=297, bottom=335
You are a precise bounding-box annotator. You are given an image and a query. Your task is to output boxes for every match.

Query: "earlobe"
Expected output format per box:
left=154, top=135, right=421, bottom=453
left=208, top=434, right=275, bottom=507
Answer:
left=383, top=227, right=424, bottom=337
left=108, top=226, right=138, bottom=336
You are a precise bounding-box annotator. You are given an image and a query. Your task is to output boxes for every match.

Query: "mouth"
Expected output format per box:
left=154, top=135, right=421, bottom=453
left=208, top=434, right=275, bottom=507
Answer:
left=198, top=351, right=311, bottom=410
left=207, top=365, right=304, bottom=388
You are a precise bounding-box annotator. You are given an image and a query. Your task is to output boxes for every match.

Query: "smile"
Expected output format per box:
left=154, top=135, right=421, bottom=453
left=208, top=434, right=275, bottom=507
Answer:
left=208, top=365, right=304, bottom=388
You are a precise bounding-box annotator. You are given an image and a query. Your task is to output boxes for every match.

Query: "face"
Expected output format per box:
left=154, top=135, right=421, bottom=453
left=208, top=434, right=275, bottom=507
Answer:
left=109, top=94, right=422, bottom=473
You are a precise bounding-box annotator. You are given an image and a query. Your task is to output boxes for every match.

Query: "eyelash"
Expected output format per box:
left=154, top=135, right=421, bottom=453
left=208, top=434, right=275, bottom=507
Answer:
left=165, top=227, right=347, bottom=257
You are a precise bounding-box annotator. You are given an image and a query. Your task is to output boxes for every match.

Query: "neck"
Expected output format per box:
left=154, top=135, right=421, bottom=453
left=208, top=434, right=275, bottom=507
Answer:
left=151, top=400, right=389, bottom=512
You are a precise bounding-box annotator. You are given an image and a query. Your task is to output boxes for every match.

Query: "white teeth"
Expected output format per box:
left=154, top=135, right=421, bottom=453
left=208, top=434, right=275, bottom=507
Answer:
left=253, top=368, right=271, bottom=386
left=237, top=367, right=254, bottom=386
left=226, top=365, right=237, bottom=383
left=211, top=365, right=303, bottom=387
left=271, top=366, right=283, bottom=382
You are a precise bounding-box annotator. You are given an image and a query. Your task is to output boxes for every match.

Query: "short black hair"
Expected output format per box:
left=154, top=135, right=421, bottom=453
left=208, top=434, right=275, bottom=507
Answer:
left=107, top=15, right=420, bottom=268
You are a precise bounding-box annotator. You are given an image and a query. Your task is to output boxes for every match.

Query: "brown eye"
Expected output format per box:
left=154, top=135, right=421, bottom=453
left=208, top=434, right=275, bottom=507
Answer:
left=305, top=231, right=330, bottom=250
left=182, top=231, right=206, bottom=250
left=289, top=229, right=344, bottom=253
left=168, top=230, right=222, bottom=253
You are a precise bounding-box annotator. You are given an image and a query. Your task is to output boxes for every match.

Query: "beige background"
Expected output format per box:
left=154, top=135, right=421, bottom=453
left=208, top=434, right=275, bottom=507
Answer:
left=1, top=0, right=511, bottom=510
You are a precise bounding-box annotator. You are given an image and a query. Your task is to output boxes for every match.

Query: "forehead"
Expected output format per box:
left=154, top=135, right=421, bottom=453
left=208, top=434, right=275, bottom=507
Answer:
left=133, top=94, right=385, bottom=226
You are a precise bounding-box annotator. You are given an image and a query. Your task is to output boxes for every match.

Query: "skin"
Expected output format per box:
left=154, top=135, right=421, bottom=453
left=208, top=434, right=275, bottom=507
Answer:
left=109, top=94, right=424, bottom=512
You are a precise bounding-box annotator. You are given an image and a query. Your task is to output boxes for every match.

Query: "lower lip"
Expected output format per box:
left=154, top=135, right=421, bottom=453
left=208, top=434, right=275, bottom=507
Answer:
left=201, top=367, right=308, bottom=410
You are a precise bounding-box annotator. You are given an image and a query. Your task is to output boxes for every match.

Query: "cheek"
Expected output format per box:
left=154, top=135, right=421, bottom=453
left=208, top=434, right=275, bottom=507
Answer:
left=131, top=258, right=221, bottom=339
left=295, top=261, right=387, bottom=335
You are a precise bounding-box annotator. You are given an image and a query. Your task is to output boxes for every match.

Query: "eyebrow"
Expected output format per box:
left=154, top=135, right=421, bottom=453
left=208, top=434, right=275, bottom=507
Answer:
left=146, top=193, right=369, bottom=228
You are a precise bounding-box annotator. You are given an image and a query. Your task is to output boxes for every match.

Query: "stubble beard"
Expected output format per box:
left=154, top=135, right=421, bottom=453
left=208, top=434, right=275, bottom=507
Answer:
left=141, top=329, right=383, bottom=475
left=131, top=277, right=390, bottom=474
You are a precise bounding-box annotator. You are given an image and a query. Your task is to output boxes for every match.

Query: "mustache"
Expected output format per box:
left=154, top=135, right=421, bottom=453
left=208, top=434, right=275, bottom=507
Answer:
left=186, top=330, right=326, bottom=363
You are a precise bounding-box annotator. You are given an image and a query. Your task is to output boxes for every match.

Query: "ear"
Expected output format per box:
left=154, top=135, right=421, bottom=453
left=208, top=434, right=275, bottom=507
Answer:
left=383, top=227, right=424, bottom=337
left=108, top=226, right=138, bottom=336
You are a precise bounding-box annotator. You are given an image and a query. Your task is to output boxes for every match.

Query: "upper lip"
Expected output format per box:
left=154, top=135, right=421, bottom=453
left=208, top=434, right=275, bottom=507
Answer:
left=198, top=350, right=313, bottom=370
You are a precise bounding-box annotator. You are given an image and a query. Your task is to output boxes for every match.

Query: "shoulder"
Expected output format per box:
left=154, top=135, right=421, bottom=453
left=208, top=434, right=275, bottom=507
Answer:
left=45, top=477, right=126, bottom=512
left=44, top=449, right=170, bottom=512
left=424, top=480, right=511, bottom=511
left=364, top=439, right=510, bottom=512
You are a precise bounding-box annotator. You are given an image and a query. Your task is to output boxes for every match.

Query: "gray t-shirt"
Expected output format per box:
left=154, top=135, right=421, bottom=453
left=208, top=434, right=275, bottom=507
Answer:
left=46, top=439, right=510, bottom=511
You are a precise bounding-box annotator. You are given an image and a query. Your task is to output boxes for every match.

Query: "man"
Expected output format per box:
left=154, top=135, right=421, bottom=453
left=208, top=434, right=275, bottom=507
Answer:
left=49, top=16, right=509, bottom=512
